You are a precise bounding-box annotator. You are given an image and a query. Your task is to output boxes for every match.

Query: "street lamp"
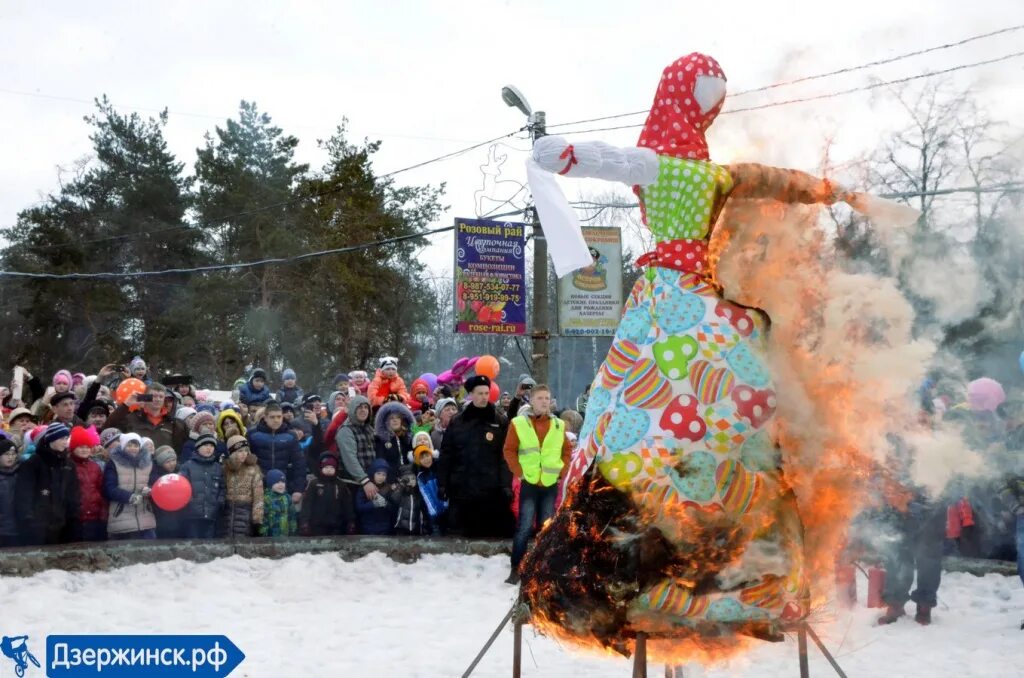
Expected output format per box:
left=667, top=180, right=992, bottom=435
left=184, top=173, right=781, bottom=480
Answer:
left=502, top=85, right=549, bottom=385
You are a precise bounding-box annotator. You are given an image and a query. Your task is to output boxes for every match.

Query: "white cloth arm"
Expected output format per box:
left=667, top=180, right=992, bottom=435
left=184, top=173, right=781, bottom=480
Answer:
left=532, top=136, right=660, bottom=186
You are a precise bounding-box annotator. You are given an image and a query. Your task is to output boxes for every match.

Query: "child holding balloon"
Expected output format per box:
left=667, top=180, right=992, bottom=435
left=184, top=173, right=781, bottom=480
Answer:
left=149, top=446, right=183, bottom=539
left=178, top=434, right=225, bottom=539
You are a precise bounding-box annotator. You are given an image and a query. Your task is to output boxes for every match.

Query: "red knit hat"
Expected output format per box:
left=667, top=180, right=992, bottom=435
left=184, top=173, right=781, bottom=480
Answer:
left=69, top=425, right=101, bottom=451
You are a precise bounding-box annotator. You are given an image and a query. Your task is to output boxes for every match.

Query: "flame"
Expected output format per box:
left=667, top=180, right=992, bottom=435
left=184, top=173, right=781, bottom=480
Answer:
left=521, top=191, right=931, bottom=666
left=711, top=197, right=928, bottom=605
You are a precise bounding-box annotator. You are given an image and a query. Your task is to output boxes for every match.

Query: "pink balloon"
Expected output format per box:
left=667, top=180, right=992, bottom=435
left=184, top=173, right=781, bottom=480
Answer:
left=967, top=378, right=1005, bottom=412
left=152, top=473, right=192, bottom=511
left=452, top=357, right=470, bottom=374
left=437, top=370, right=455, bottom=385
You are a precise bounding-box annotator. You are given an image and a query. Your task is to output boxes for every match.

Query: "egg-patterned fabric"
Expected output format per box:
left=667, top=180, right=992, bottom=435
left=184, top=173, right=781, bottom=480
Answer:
left=555, top=158, right=806, bottom=630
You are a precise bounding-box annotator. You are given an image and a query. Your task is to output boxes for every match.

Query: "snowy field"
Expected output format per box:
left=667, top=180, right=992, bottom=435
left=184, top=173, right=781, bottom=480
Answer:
left=1, top=553, right=1021, bottom=677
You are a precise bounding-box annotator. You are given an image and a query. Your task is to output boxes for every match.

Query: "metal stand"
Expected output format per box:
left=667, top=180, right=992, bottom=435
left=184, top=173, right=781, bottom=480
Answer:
left=797, top=623, right=810, bottom=678
left=466, top=608, right=848, bottom=678
left=632, top=633, right=648, bottom=678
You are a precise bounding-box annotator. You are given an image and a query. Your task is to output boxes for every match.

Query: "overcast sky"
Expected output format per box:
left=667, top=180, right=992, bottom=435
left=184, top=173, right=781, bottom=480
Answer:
left=2, top=0, right=1022, bottom=276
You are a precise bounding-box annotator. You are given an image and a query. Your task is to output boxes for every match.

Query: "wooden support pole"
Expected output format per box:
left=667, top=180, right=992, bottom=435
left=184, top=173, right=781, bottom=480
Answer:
left=805, top=625, right=848, bottom=678
left=633, top=633, right=648, bottom=678
left=797, top=623, right=810, bottom=678
left=512, top=621, right=523, bottom=678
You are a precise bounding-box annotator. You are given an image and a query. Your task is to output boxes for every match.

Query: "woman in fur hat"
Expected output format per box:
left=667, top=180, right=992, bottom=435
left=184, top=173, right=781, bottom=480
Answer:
left=374, top=401, right=415, bottom=470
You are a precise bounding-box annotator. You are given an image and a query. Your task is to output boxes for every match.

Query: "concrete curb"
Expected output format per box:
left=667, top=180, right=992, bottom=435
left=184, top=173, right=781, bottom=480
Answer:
left=0, top=537, right=511, bottom=577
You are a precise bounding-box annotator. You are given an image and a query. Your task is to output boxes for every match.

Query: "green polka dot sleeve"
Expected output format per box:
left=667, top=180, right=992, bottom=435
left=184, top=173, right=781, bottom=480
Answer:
left=641, top=157, right=733, bottom=241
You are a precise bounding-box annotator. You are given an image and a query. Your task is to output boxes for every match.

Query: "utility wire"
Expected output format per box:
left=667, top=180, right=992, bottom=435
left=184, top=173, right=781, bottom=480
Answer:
left=4, top=183, right=1017, bottom=281
left=555, top=50, right=1024, bottom=136
left=568, top=182, right=1024, bottom=211
left=546, top=27, right=1024, bottom=130
left=25, top=128, right=525, bottom=252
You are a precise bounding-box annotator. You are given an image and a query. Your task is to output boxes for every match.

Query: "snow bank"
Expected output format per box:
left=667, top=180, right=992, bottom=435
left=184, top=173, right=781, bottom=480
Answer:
left=0, top=553, right=1020, bottom=676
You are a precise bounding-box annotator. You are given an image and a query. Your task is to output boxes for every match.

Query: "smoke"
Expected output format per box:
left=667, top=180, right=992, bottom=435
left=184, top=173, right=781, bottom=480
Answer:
left=708, top=193, right=983, bottom=597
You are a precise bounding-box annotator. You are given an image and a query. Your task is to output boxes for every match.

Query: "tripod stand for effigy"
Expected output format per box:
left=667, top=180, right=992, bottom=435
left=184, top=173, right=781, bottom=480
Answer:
left=461, top=599, right=849, bottom=678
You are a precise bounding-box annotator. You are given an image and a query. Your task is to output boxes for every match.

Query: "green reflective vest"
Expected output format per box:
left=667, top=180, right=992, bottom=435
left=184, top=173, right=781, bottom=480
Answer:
left=512, top=415, right=565, bottom=487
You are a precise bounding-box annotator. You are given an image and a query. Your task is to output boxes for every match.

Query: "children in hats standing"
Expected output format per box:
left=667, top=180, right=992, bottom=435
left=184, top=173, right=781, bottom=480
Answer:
left=393, top=464, right=426, bottom=536
left=367, top=357, right=410, bottom=408
left=276, top=369, right=305, bottom=408
left=299, top=454, right=356, bottom=536
left=260, top=469, right=298, bottom=538
left=150, top=446, right=183, bottom=539
left=412, top=432, right=446, bottom=536
left=221, top=436, right=264, bottom=538
left=69, top=426, right=107, bottom=542
left=355, top=458, right=398, bottom=535
left=178, top=433, right=225, bottom=539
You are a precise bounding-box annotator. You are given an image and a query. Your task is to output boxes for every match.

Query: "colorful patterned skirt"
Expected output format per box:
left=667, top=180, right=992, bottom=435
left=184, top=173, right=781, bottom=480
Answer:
left=527, top=266, right=806, bottom=640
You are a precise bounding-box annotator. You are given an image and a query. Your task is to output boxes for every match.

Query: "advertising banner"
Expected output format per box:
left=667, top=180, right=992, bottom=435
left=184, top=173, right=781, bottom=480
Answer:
left=453, top=217, right=527, bottom=335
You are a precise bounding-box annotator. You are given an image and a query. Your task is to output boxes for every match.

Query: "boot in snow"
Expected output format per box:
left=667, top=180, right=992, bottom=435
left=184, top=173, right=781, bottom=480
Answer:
left=914, top=604, right=932, bottom=626
left=877, top=604, right=905, bottom=625
left=504, top=570, right=521, bottom=585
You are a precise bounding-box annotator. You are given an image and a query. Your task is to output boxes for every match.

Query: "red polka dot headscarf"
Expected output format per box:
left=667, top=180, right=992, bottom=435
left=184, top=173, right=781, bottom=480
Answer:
left=637, top=53, right=727, bottom=161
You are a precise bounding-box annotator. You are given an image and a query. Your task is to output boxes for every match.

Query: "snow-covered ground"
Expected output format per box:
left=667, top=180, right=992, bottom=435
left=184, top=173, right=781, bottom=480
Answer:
left=1, top=553, right=1021, bottom=677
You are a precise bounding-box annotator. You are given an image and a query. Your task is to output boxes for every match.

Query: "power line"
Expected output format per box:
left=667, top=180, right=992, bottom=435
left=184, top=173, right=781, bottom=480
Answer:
left=25, top=127, right=525, bottom=252
left=0, top=225, right=455, bottom=280
left=545, top=24, right=1024, bottom=130
left=568, top=182, right=1024, bottom=210
left=555, top=50, right=1024, bottom=136
left=5, top=182, right=1017, bottom=282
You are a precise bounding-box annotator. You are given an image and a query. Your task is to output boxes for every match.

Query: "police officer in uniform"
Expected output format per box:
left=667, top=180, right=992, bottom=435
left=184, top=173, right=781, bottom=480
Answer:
left=438, top=375, right=513, bottom=539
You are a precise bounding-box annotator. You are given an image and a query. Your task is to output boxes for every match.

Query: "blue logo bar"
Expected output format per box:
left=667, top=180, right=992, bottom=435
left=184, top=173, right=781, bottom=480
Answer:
left=45, top=636, right=244, bottom=677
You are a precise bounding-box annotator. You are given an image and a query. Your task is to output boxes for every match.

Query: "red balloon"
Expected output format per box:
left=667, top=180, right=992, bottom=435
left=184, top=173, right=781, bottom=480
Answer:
left=151, top=473, right=192, bottom=512
left=476, top=355, right=500, bottom=380
left=489, top=381, right=500, bottom=404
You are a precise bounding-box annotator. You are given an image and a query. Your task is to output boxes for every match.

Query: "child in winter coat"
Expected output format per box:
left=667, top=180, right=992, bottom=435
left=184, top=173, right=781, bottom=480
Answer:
left=260, top=469, right=297, bottom=537
left=299, top=455, right=355, bottom=536
left=0, top=439, right=20, bottom=547
left=412, top=432, right=446, bottom=536
left=238, top=368, right=272, bottom=407
left=149, top=446, right=183, bottom=539
left=178, top=433, right=225, bottom=539
left=103, top=433, right=157, bottom=540
left=69, top=426, right=107, bottom=542
left=221, top=435, right=264, bottom=538
left=374, top=401, right=415, bottom=470
left=276, top=369, right=305, bottom=407
left=366, top=357, right=410, bottom=408
left=355, top=458, right=398, bottom=535
left=394, top=464, right=426, bottom=536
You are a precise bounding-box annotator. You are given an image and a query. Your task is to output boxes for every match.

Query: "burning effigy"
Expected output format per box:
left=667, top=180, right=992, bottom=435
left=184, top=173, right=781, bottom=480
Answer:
left=523, top=52, right=928, bottom=663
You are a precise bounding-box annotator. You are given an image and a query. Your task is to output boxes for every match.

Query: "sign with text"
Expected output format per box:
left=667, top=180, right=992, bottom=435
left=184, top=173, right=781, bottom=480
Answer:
left=454, top=217, right=527, bottom=335
left=557, top=227, right=623, bottom=336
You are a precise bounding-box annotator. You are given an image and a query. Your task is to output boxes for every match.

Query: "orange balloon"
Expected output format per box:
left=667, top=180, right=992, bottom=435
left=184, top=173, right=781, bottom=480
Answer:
left=115, top=378, right=147, bottom=405
left=476, top=355, right=500, bottom=380
left=489, top=381, right=500, bottom=404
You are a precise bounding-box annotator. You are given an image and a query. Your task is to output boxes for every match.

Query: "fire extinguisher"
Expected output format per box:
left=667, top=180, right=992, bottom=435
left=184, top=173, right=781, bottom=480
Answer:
left=835, top=564, right=857, bottom=608
left=866, top=565, right=886, bottom=608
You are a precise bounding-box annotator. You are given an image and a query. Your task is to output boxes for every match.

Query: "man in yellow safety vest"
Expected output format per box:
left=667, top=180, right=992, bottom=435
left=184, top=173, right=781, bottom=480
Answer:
left=502, top=383, right=573, bottom=584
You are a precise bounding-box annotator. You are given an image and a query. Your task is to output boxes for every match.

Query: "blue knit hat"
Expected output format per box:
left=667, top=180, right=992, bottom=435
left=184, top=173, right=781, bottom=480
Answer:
left=266, top=469, right=286, bottom=487
left=282, top=368, right=296, bottom=381
left=42, top=422, right=71, bottom=444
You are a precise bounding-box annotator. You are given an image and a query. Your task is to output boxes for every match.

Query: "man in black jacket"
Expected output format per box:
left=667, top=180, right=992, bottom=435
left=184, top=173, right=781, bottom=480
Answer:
left=438, top=376, right=513, bottom=538
left=15, top=422, right=80, bottom=545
